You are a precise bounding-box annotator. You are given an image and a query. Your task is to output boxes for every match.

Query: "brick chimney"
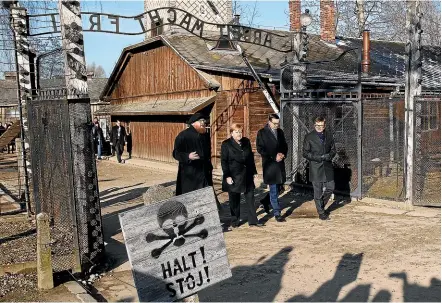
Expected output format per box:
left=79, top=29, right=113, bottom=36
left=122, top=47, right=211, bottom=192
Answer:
left=4, top=71, right=16, bottom=81
left=320, top=0, right=336, bottom=43
left=288, top=0, right=301, bottom=32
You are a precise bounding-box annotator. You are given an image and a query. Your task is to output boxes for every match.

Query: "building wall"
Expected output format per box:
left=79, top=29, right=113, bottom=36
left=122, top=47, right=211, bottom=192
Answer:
left=144, top=0, right=233, bottom=39
left=0, top=106, right=19, bottom=124
left=110, top=45, right=210, bottom=103
left=107, top=44, right=216, bottom=161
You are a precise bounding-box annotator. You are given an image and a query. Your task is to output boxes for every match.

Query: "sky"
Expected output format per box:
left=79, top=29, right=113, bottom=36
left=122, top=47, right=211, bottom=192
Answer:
left=80, top=1, right=290, bottom=77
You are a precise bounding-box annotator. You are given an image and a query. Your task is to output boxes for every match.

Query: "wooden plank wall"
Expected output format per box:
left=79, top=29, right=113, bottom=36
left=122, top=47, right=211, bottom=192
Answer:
left=130, top=121, right=185, bottom=163
left=109, top=46, right=208, bottom=104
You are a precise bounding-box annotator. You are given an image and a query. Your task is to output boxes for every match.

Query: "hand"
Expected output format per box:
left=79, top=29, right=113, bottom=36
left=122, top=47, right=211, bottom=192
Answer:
left=226, top=177, right=234, bottom=185
left=276, top=153, right=285, bottom=162
left=189, top=151, right=200, bottom=160
left=110, top=142, right=113, bottom=146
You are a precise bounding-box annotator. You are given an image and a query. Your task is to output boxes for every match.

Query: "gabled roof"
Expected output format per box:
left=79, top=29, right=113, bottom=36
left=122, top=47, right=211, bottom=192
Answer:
left=101, top=30, right=441, bottom=100
left=0, top=77, right=108, bottom=107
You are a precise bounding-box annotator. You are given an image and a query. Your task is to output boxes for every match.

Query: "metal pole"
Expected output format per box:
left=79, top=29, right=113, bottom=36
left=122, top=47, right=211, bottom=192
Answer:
left=58, top=0, right=104, bottom=271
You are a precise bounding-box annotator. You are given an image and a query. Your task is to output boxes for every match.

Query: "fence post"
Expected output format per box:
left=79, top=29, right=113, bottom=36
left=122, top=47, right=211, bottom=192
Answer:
left=10, top=4, right=32, bottom=216
left=404, top=0, right=422, bottom=209
left=58, top=0, right=104, bottom=271
left=37, top=212, right=54, bottom=290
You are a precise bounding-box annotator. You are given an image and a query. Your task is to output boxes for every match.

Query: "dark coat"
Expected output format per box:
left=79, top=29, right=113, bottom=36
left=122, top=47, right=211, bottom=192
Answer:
left=256, top=125, right=288, bottom=185
left=221, top=137, right=257, bottom=193
left=303, top=130, right=336, bottom=182
left=92, top=124, right=104, bottom=145
left=110, top=125, right=126, bottom=148
left=173, top=125, right=213, bottom=196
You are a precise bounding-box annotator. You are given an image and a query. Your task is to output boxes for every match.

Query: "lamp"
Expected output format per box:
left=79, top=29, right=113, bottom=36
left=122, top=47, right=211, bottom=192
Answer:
left=300, top=9, right=312, bottom=28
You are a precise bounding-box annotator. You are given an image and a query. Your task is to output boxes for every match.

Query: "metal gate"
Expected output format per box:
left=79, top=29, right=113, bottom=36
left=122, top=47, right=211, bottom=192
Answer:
left=413, top=95, right=441, bottom=206
left=27, top=91, right=79, bottom=272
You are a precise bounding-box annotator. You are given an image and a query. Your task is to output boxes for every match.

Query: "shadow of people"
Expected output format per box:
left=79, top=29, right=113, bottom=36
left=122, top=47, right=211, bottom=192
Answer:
left=371, top=289, right=392, bottom=302
left=287, top=253, right=364, bottom=302
left=198, top=247, right=293, bottom=302
left=390, top=272, right=441, bottom=302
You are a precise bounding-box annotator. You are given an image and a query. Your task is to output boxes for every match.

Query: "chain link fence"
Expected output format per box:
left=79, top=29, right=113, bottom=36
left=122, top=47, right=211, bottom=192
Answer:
left=413, top=95, right=441, bottom=206
left=27, top=96, right=78, bottom=272
left=361, top=96, right=405, bottom=201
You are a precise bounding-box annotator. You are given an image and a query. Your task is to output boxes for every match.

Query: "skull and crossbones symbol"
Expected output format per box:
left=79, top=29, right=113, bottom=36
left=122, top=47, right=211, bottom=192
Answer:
left=146, top=200, right=208, bottom=259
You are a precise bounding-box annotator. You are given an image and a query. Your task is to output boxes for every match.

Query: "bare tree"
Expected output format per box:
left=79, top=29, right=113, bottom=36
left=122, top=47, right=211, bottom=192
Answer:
left=356, top=0, right=365, bottom=36
left=336, top=0, right=440, bottom=46
left=1, top=1, right=64, bottom=80
left=232, top=0, right=260, bottom=27
left=285, top=0, right=440, bottom=47
left=87, top=62, right=106, bottom=78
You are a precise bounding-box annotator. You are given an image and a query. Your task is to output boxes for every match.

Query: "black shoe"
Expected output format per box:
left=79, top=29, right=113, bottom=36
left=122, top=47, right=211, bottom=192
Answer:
left=275, top=216, right=286, bottom=222
left=319, top=213, right=330, bottom=221
left=231, top=221, right=239, bottom=228
left=249, top=222, right=264, bottom=227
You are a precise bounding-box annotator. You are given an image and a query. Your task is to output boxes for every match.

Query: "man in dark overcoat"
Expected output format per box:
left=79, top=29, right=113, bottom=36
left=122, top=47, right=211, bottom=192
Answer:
left=110, top=120, right=126, bottom=163
left=256, top=113, right=288, bottom=222
left=303, top=116, right=336, bottom=220
left=173, top=113, right=213, bottom=196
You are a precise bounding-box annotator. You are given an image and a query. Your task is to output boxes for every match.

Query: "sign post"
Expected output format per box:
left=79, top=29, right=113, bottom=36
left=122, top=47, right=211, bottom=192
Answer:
left=119, top=187, right=232, bottom=302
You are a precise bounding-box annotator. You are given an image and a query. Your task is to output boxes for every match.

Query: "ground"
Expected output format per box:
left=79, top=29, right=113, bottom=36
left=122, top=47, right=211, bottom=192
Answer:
left=93, top=157, right=441, bottom=302
left=1, top=154, right=441, bottom=302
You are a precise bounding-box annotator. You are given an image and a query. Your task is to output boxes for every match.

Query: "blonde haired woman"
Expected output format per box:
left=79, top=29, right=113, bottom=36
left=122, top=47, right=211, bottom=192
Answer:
left=221, top=123, right=263, bottom=228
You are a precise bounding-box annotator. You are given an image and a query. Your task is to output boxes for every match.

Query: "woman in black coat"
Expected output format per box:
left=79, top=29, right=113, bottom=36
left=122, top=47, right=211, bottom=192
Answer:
left=221, top=123, right=262, bottom=228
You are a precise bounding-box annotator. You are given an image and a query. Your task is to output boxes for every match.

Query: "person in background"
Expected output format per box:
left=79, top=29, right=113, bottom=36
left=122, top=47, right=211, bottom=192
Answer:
left=110, top=120, right=126, bottom=164
left=221, top=123, right=263, bottom=228
left=303, top=116, right=336, bottom=221
left=256, top=113, right=288, bottom=223
left=126, top=126, right=132, bottom=159
left=92, top=117, right=104, bottom=160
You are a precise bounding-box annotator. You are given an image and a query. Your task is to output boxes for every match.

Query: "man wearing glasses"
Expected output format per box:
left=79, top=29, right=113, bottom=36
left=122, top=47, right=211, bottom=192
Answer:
left=173, top=112, right=213, bottom=196
left=256, top=113, right=289, bottom=222
left=303, top=116, right=336, bottom=220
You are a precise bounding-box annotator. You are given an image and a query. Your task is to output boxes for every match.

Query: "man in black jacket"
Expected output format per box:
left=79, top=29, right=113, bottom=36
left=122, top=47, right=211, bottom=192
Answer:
left=173, top=113, right=213, bottom=196
left=256, top=113, right=288, bottom=222
left=110, top=120, right=126, bottom=163
left=303, top=116, right=336, bottom=220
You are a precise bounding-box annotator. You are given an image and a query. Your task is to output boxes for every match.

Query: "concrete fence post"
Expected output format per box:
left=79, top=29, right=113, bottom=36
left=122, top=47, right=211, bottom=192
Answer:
left=37, top=212, right=54, bottom=290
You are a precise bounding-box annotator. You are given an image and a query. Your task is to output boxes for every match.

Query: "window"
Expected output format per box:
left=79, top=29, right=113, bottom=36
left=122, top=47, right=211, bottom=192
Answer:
left=420, top=101, right=439, bottom=131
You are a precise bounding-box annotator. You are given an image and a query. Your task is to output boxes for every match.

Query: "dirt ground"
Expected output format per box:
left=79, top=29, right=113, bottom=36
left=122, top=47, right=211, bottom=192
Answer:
left=1, top=154, right=440, bottom=302
left=93, top=158, right=441, bottom=302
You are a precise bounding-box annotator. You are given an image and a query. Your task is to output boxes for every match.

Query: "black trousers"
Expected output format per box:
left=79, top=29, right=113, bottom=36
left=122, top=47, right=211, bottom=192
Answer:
left=312, top=180, right=335, bottom=215
left=115, top=143, right=123, bottom=163
left=228, top=190, right=258, bottom=225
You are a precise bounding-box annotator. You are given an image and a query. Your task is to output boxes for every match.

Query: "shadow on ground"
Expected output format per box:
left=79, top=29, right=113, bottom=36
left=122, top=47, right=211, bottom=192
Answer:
left=199, top=250, right=440, bottom=302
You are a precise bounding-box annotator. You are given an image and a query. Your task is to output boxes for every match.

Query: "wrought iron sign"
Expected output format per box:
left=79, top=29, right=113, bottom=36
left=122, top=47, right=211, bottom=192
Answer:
left=28, top=7, right=293, bottom=52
